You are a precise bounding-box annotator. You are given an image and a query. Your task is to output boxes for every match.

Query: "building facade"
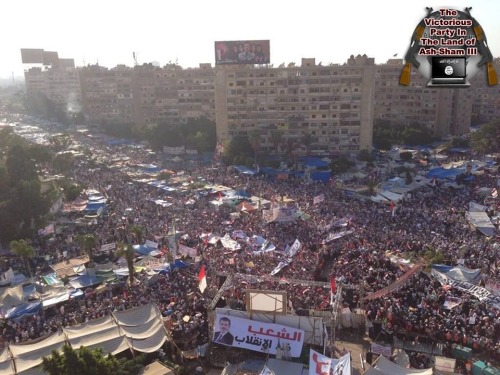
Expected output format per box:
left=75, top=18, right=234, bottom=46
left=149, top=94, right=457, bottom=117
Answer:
left=470, top=58, right=500, bottom=125
left=24, top=66, right=82, bottom=114
left=373, top=59, right=472, bottom=138
left=215, top=55, right=375, bottom=156
left=24, top=49, right=500, bottom=155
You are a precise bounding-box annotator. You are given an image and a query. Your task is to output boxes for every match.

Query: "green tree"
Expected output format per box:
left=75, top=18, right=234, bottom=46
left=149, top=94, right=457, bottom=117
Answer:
left=42, top=344, right=144, bottom=375
left=358, top=149, right=373, bottom=162
left=223, top=136, right=253, bottom=165
left=470, top=120, right=500, bottom=155
left=75, top=234, right=96, bottom=262
left=367, top=178, right=379, bottom=196
left=116, top=242, right=136, bottom=286
left=52, top=152, right=75, bottom=173
left=129, top=225, right=144, bottom=244
left=6, top=144, right=37, bottom=184
left=330, top=157, right=354, bottom=175
left=10, top=239, right=35, bottom=279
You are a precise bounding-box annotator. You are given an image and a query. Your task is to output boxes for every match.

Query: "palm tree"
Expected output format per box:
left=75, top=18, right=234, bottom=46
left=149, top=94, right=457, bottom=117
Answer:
left=129, top=225, right=144, bottom=244
left=10, top=239, right=35, bottom=279
left=116, top=242, right=136, bottom=286
left=75, top=234, right=97, bottom=263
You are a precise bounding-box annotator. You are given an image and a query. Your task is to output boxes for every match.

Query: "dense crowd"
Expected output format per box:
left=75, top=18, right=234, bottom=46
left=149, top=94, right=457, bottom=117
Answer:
left=1, top=128, right=499, bottom=366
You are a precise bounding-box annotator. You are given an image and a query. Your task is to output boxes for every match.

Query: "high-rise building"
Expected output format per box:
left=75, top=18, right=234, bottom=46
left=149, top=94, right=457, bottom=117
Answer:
left=215, top=55, right=375, bottom=156
left=469, top=58, right=500, bottom=125
left=24, top=66, right=82, bottom=114
left=78, top=63, right=215, bottom=125
left=373, top=59, right=472, bottom=138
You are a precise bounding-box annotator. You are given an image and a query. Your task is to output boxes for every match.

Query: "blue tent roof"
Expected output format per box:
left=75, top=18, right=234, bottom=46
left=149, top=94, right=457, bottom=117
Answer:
left=427, top=167, right=466, bottom=179
left=301, top=157, right=329, bottom=168
left=69, top=274, right=101, bottom=289
left=311, top=170, right=331, bottom=182
left=5, top=301, right=42, bottom=319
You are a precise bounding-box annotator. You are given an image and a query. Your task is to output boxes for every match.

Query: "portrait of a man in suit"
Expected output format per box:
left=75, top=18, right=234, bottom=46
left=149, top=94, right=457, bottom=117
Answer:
left=213, top=317, right=234, bottom=345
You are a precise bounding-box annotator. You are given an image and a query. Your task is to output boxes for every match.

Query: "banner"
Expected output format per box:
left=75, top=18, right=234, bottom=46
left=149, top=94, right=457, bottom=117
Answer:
left=485, top=279, right=500, bottom=295
left=309, top=349, right=331, bottom=375
left=270, top=259, right=292, bottom=276
left=274, top=207, right=297, bottom=222
left=100, top=243, right=116, bottom=252
left=323, top=230, right=353, bottom=244
left=220, top=234, right=241, bottom=251
left=331, top=353, right=350, bottom=375
left=309, top=351, right=350, bottom=375
left=214, top=312, right=304, bottom=357
left=364, top=263, right=422, bottom=300
left=285, top=239, right=301, bottom=257
left=432, top=269, right=500, bottom=309
left=178, top=244, right=197, bottom=258
left=313, top=194, right=325, bottom=205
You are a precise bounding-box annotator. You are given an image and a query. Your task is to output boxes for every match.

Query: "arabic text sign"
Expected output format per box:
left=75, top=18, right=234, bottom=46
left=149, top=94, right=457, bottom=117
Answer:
left=214, top=312, right=304, bottom=357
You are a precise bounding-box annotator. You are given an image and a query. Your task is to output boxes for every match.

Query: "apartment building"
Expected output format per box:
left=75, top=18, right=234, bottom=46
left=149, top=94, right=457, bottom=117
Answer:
left=470, top=58, right=500, bottom=124
left=24, top=66, right=82, bottom=113
left=77, top=63, right=215, bottom=125
left=215, top=55, right=375, bottom=156
left=373, top=59, right=472, bottom=138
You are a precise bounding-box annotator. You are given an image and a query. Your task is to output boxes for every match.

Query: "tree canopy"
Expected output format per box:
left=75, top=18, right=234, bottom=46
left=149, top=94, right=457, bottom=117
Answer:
left=41, top=344, right=144, bottom=375
left=470, top=120, right=500, bottom=154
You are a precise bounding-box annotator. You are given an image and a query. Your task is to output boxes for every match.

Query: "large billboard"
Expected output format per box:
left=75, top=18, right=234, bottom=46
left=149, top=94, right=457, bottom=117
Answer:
left=215, top=40, right=270, bottom=65
left=213, top=312, right=304, bottom=357
left=21, top=49, right=44, bottom=64
left=43, top=51, right=59, bottom=66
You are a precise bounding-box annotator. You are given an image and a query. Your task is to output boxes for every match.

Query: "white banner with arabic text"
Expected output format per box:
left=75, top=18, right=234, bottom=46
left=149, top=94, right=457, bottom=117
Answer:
left=214, top=312, right=304, bottom=357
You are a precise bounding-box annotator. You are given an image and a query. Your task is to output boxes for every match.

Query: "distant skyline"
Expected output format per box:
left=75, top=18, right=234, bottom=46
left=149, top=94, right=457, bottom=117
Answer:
left=2, top=0, right=500, bottom=78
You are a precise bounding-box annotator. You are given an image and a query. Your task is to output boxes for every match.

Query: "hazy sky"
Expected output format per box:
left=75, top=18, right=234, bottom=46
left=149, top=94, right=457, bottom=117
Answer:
left=2, top=0, right=499, bottom=79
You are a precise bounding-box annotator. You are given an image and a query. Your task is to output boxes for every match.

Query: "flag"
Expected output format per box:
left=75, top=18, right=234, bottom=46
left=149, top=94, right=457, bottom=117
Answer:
left=492, top=188, right=498, bottom=198
left=330, top=275, right=336, bottom=305
left=330, top=275, right=336, bottom=294
left=198, top=265, right=207, bottom=293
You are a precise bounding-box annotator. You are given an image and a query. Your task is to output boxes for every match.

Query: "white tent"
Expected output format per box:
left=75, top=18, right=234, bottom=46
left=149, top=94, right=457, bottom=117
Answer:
left=364, top=356, right=433, bottom=375
left=1, top=304, right=167, bottom=374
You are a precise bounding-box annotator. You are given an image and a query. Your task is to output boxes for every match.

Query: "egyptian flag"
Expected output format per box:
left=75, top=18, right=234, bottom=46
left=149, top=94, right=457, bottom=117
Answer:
left=198, top=265, right=207, bottom=293
left=330, top=275, right=337, bottom=294
left=330, top=275, right=336, bottom=305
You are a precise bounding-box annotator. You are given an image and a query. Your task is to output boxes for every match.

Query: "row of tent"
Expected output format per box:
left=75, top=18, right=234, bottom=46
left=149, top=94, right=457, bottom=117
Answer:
left=0, top=303, right=168, bottom=374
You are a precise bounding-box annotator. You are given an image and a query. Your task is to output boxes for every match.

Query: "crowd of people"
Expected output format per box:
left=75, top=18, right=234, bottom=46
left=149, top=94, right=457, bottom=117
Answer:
left=1, top=126, right=499, bottom=367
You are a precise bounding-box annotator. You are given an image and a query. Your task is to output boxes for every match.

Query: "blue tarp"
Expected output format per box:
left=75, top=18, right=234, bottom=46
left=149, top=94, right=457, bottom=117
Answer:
left=427, top=167, right=466, bottom=179
left=301, top=157, right=330, bottom=168
left=133, top=244, right=157, bottom=256
left=172, top=259, right=189, bottom=270
left=311, top=170, right=331, bottom=182
left=234, top=165, right=258, bottom=176
left=5, top=301, right=42, bottom=319
left=84, top=201, right=107, bottom=212
left=68, top=274, right=101, bottom=289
